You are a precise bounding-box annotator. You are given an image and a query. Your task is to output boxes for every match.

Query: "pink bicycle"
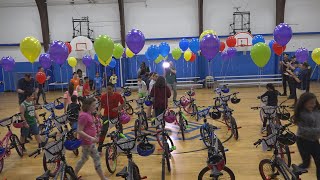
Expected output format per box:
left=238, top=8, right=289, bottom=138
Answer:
left=0, top=113, right=24, bottom=173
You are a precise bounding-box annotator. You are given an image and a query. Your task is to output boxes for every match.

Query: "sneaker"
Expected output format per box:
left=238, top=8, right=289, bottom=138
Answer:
left=260, top=127, right=266, bottom=133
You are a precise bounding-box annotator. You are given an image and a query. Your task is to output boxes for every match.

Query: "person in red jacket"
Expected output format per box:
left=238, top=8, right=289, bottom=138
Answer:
left=150, top=76, right=171, bottom=116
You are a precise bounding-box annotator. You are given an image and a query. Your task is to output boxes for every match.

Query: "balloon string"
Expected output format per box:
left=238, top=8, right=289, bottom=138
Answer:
left=220, top=61, right=224, bottom=77
left=9, top=72, right=12, bottom=92
left=2, top=67, right=5, bottom=91
left=32, top=63, right=35, bottom=89
left=60, top=66, right=63, bottom=94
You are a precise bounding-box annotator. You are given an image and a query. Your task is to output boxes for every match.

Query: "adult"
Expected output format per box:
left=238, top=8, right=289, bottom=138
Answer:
left=17, top=73, right=39, bottom=105
left=164, top=61, right=177, bottom=102
left=63, top=83, right=78, bottom=112
left=284, top=56, right=298, bottom=100
left=279, top=53, right=290, bottom=96
left=150, top=76, right=171, bottom=116
left=138, top=62, right=150, bottom=77
left=36, top=67, right=50, bottom=105
left=70, top=72, right=80, bottom=89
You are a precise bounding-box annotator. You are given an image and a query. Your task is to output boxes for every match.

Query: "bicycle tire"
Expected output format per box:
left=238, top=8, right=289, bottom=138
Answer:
left=198, top=166, right=235, bottom=180
left=259, top=159, right=287, bottom=180
left=156, top=133, right=174, bottom=151
left=43, top=154, right=61, bottom=177
left=164, top=142, right=171, bottom=172
left=183, top=103, right=195, bottom=115
left=105, top=144, right=117, bottom=174
left=134, top=119, right=140, bottom=138
left=0, top=158, right=4, bottom=173
left=10, top=134, right=23, bottom=157
left=161, top=153, right=165, bottom=180
left=64, top=166, right=78, bottom=180
left=278, top=144, right=291, bottom=167
left=230, top=116, right=239, bottom=140
left=38, top=124, right=48, bottom=145
left=179, top=115, right=185, bottom=141
left=132, top=162, right=141, bottom=180
left=125, top=103, right=134, bottom=115
left=200, top=125, right=211, bottom=147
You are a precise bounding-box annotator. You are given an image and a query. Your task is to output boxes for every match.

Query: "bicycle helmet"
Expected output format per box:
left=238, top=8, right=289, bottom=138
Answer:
left=119, top=112, right=131, bottom=124
left=278, top=131, right=296, bottom=146
left=13, top=120, right=25, bottom=128
left=137, top=142, right=155, bottom=156
left=123, top=88, right=132, bottom=97
left=221, top=85, right=229, bottom=93
left=164, top=110, right=176, bottom=123
left=0, top=147, right=5, bottom=158
left=208, top=154, right=225, bottom=171
left=209, top=109, right=221, bottom=120
left=180, top=96, right=190, bottom=107
left=144, top=96, right=153, bottom=106
left=55, top=103, right=64, bottom=110
left=231, top=95, right=240, bottom=104
left=277, top=111, right=291, bottom=121
left=64, top=139, right=81, bottom=151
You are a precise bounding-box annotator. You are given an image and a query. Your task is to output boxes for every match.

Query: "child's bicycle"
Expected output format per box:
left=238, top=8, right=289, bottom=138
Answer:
left=173, top=100, right=189, bottom=140
left=254, top=122, right=307, bottom=180
left=0, top=113, right=24, bottom=173
left=133, top=98, right=149, bottom=138
left=182, top=88, right=200, bottom=121
left=121, top=87, right=134, bottom=115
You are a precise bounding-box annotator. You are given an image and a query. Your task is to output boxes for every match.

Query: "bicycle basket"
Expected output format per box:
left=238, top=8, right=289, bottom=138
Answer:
left=53, top=113, right=69, bottom=128
left=107, top=117, right=119, bottom=130
left=278, top=131, right=296, bottom=145
left=12, top=114, right=24, bottom=128
left=44, top=139, right=63, bottom=161
left=44, top=103, right=55, bottom=111
left=117, top=138, right=136, bottom=152
left=209, top=108, right=221, bottom=120
left=277, top=107, right=291, bottom=120
left=0, top=117, right=12, bottom=127
left=261, top=106, right=277, bottom=118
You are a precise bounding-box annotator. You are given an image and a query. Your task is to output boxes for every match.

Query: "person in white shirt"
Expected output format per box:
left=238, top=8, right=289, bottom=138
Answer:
left=137, top=75, right=147, bottom=98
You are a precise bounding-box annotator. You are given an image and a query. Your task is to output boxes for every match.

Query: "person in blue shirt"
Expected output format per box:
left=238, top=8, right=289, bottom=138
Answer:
left=93, top=72, right=103, bottom=94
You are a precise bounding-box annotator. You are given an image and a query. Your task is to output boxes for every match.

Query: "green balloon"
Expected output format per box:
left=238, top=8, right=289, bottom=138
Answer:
left=94, top=35, right=114, bottom=62
left=250, top=42, right=271, bottom=68
left=154, top=55, right=163, bottom=64
left=113, top=43, right=124, bottom=59
left=172, top=47, right=182, bottom=60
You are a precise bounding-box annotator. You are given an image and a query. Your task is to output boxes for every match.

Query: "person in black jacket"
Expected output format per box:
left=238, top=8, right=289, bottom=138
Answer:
left=279, top=53, right=290, bottom=96
left=67, top=95, right=81, bottom=130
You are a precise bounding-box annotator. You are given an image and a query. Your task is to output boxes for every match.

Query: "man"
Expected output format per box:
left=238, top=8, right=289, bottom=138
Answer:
left=285, top=56, right=298, bottom=99
left=279, top=53, right=290, bottom=96
left=97, top=83, right=124, bottom=153
left=164, top=61, right=177, bottom=102
left=17, top=73, right=38, bottom=105
left=36, top=67, right=49, bottom=105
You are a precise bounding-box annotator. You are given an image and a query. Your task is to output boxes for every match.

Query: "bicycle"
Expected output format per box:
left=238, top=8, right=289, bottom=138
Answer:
left=0, top=113, right=24, bottom=173
left=182, top=88, right=200, bottom=121
left=173, top=100, right=189, bottom=140
left=133, top=98, right=149, bottom=138
left=121, top=86, right=134, bottom=115
left=254, top=123, right=307, bottom=180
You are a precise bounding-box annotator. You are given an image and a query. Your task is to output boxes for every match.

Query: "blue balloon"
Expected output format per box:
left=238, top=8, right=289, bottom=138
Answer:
left=159, top=42, right=170, bottom=57
left=252, top=35, right=265, bottom=45
left=145, top=50, right=151, bottom=60
left=269, top=40, right=275, bottom=50
left=179, top=38, right=189, bottom=51
left=109, top=58, right=116, bottom=68
left=147, top=45, right=159, bottom=61
left=189, top=38, right=200, bottom=54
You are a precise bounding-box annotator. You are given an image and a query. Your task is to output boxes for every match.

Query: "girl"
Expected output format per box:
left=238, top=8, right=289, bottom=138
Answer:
left=75, top=98, right=109, bottom=180
left=64, top=83, right=78, bottom=112
left=293, top=93, right=320, bottom=179
left=137, top=75, right=147, bottom=98
left=76, top=79, right=84, bottom=102
left=150, top=76, right=171, bottom=116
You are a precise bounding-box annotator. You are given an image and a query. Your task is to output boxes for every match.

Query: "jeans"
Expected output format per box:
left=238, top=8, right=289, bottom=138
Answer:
left=168, top=82, right=177, bottom=101
left=36, top=88, right=46, bottom=104
left=288, top=78, right=296, bottom=98
left=282, top=74, right=288, bottom=94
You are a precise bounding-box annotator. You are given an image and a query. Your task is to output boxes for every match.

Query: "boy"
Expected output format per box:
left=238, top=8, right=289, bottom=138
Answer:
left=109, top=72, right=118, bottom=91
left=70, top=72, right=80, bottom=89
left=83, top=77, right=90, bottom=97
left=93, top=72, right=103, bottom=94
left=67, top=95, right=81, bottom=130
left=36, top=67, right=49, bottom=105
left=20, top=91, right=44, bottom=152
left=137, top=75, right=147, bottom=98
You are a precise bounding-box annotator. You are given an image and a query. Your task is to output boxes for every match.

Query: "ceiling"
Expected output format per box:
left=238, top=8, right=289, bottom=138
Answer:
left=0, top=0, right=146, bottom=7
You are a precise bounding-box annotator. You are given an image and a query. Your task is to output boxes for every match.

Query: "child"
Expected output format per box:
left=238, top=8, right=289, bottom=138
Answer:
left=36, top=67, right=49, bottom=105
left=63, top=83, right=78, bottom=113
left=109, top=72, right=118, bottom=91
left=137, top=75, right=147, bottom=98
left=20, top=91, right=44, bottom=151
left=70, top=72, right=80, bottom=89
left=74, top=98, right=109, bottom=180
left=293, top=93, right=320, bottom=179
left=150, top=76, right=171, bottom=116
left=67, top=95, right=81, bottom=130
left=146, top=73, right=158, bottom=118
left=76, top=79, right=84, bottom=101
left=93, top=72, right=103, bottom=94
left=83, top=77, right=90, bottom=97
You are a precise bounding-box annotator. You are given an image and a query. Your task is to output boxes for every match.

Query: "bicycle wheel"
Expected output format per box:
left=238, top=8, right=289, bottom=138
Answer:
left=217, top=139, right=227, bottom=164
left=183, top=103, right=195, bottom=115
left=230, top=117, right=239, bottom=140
left=0, top=158, right=3, bottom=173
left=10, top=134, right=23, bottom=157
left=259, top=159, right=286, bottom=180
left=161, top=153, right=165, bottom=180
left=178, top=115, right=185, bottom=141
left=142, top=112, right=148, bottom=130
left=64, top=166, right=78, bottom=180
left=134, top=119, right=141, bottom=138
left=164, top=142, right=171, bottom=172
left=200, top=126, right=211, bottom=147
left=43, top=154, right=61, bottom=177
left=38, top=124, right=48, bottom=145
left=198, top=166, right=235, bottom=180
left=277, top=144, right=291, bottom=167
left=105, top=144, right=117, bottom=174
left=156, top=133, right=174, bottom=151
left=132, top=162, right=142, bottom=180
left=125, top=103, right=134, bottom=115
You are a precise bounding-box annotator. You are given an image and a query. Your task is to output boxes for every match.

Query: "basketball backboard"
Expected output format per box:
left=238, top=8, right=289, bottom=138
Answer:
left=234, top=32, right=252, bottom=54
left=70, top=36, right=93, bottom=59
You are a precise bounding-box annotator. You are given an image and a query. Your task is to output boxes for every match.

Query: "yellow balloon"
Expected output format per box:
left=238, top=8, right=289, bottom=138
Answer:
left=200, top=30, right=217, bottom=41
left=126, top=48, right=134, bottom=58
left=99, top=56, right=112, bottom=66
left=184, top=50, right=192, bottom=61
left=67, top=57, right=77, bottom=67
left=312, top=48, right=320, bottom=65
left=154, top=55, right=164, bottom=64
left=20, top=36, right=41, bottom=63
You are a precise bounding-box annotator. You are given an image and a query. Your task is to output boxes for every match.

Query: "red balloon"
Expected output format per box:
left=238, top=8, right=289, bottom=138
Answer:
left=190, top=53, right=196, bottom=62
left=219, top=42, right=226, bottom=52
left=36, top=72, right=46, bottom=84
left=65, top=42, right=72, bottom=54
left=272, top=42, right=286, bottom=56
left=226, top=36, right=236, bottom=47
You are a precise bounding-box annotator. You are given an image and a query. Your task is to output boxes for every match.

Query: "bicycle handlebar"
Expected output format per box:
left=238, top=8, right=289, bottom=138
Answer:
left=213, top=92, right=239, bottom=100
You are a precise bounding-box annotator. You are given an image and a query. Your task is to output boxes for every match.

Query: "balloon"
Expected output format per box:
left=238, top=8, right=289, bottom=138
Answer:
left=99, top=56, right=112, bottom=66
left=189, top=38, right=200, bottom=53
left=145, top=50, right=151, bottom=60
left=227, top=47, right=237, bottom=58
left=82, top=55, right=92, bottom=67
left=20, top=36, right=41, bottom=63
left=200, top=30, right=217, bottom=41
left=68, top=57, right=77, bottom=67
left=311, top=48, right=320, bottom=65
left=184, top=50, right=192, bottom=61
left=221, top=51, right=228, bottom=61
left=252, top=35, right=265, bottom=45
left=147, top=45, right=159, bottom=61
left=179, top=38, right=189, bottom=51
left=269, top=40, right=275, bottom=50
left=113, top=43, right=124, bottom=59
left=190, top=53, right=196, bottom=62
left=109, top=58, right=116, bottom=68
left=200, top=34, right=220, bottom=61
left=126, top=48, right=134, bottom=58
left=126, top=29, right=145, bottom=54
left=219, top=42, right=226, bottom=52
left=1, top=56, right=15, bottom=72
left=122, top=48, right=126, bottom=58
left=295, top=48, right=309, bottom=63
left=94, top=54, right=99, bottom=62
left=154, top=55, right=163, bottom=64
left=49, top=41, right=69, bottom=65
left=65, top=42, right=72, bottom=54
left=36, top=72, right=46, bottom=84
left=39, top=53, right=51, bottom=69
left=159, top=42, right=170, bottom=57
left=226, top=36, right=236, bottom=47
left=273, top=23, right=292, bottom=46
left=172, top=48, right=182, bottom=60
left=250, top=42, right=271, bottom=68
left=272, top=42, right=286, bottom=56
left=94, top=35, right=114, bottom=62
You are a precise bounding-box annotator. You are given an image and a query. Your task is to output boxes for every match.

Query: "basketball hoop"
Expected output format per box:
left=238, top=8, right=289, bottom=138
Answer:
left=70, top=36, right=93, bottom=59
left=234, top=32, right=252, bottom=55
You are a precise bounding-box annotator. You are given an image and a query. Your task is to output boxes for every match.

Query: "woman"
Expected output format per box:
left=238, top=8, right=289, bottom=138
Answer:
left=63, top=83, right=78, bottom=112
left=293, top=92, right=320, bottom=179
left=150, top=76, right=171, bottom=116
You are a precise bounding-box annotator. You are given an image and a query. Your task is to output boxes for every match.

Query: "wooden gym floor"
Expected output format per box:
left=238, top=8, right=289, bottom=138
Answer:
left=0, top=83, right=319, bottom=180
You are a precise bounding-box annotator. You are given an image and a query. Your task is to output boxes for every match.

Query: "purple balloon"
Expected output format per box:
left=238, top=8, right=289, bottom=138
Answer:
left=49, top=41, right=69, bottom=65
left=39, top=53, right=51, bottom=69
left=273, top=23, right=292, bottom=46
left=227, top=47, right=237, bottom=58
left=82, top=55, right=92, bottom=67
left=221, top=51, right=229, bottom=61
left=295, top=47, right=309, bottom=63
left=126, top=29, right=145, bottom=54
left=1, top=56, right=15, bottom=72
left=200, top=34, right=220, bottom=61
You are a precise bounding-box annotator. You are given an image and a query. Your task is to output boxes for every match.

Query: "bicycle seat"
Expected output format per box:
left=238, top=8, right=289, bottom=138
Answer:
left=36, top=170, right=50, bottom=180
left=116, top=167, right=128, bottom=178
left=292, top=164, right=308, bottom=176
left=39, top=112, right=47, bottom=118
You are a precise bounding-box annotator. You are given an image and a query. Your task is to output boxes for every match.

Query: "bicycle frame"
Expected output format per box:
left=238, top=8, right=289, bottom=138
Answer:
left=0, top=128, right=13, bottom=158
